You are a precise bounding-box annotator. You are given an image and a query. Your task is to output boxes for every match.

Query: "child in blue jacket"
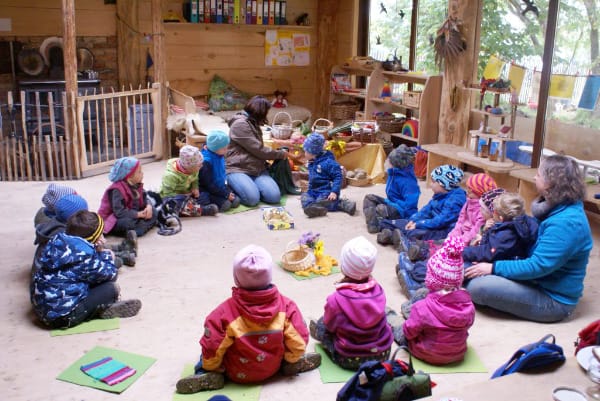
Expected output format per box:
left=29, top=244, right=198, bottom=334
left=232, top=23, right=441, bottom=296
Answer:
left=463, top=192, right=538, bottom=264
left=30, top=210, right=141, bottom=329
left=198, top=130, right=240, bottom=212
left=363, top=144, right=420, bottom=234
left=378, top=164, right=466, bottom=246
left=301, top=133, right=356, bottom=218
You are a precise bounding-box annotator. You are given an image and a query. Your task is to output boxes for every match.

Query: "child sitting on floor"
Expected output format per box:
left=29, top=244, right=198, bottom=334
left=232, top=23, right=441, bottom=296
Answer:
left=378, top=164, right=466, bottom=246
left=470, top=188, right=506, bottom=246
left=33, top=183, right=77, bottom=226
left=176, top=245, right=321, bottom=394
left=462, top=192, right=538, bottom=265
left=301, top=133, right=356, bottom=218
left=396, top=236, right=475, bottom=365
left=30, top=210, right=142, bottom=329
left=309, top=236, right=397, bottom=370
left=160, top=145, right=219, bottom=217
left=198, top=130, right=240, bottom=212
left=363, top=144, right=420, bottom=234
left=98, top=156, right=157, bottom=239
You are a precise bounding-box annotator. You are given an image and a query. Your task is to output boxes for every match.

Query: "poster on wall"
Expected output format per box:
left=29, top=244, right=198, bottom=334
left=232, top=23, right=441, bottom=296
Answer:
left=265, top=30, right=310, bottom=66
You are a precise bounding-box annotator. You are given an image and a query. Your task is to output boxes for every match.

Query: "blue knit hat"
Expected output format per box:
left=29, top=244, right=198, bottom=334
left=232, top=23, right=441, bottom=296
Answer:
left=55, top=194, right=89, bottom=223
left=109, top=157, right=140, bottom=182
left=206, top=130, right=230, bottom=152
left=303, top=133, right=325, bottom=155
left=207, top=396, right=232, bottom=401
left=431, top=164, right=464, bottom=191
left=41, top=183, right=77, bottom=213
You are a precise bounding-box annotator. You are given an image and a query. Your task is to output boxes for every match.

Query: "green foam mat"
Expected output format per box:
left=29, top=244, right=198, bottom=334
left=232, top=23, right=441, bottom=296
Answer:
left=411, top=345, right=487, bottom=374
left=50, top=318, right=119, bottom=336
left=314, top=344, right=355, bottom=383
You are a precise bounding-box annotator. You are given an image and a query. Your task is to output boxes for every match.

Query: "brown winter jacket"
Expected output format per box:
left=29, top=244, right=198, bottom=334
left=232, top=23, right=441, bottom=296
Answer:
left=225, top=113, right=287, bottom=176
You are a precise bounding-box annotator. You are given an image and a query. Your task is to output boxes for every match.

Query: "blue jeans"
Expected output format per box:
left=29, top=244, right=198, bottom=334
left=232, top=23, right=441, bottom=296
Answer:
left=464, top=275, right=576, bottom=323
left=227, top=172, right=281, bottom=207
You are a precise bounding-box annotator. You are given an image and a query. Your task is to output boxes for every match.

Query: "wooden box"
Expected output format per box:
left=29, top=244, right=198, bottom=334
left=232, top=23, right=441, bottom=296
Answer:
left=403, top=91, right=422, bottom=108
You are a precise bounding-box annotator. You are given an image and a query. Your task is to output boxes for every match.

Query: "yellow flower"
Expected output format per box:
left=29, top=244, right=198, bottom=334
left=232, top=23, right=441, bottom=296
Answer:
left=313, top=240, right=324, bottom=257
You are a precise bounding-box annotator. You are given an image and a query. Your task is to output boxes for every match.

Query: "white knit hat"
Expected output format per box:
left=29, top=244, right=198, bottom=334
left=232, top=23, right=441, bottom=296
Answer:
left=340, top=236, right=377, bottom=281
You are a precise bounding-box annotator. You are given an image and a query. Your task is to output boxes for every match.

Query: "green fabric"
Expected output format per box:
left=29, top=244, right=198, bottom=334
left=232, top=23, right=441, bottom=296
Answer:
left=173, top=364, right=261, bottom=401
left=314, top=344, right=355, bottom=383
left=56, top=346, right=156, bottom=393
left=223, top=195, right=288, bottom=215
left=411, top=344, right=487, bottom=374
left=160, top=158, right=199, bottom=198
left=208, top=75, right=252, bottom=112
left=50, top=318, right=119, bottom=337
left=269, top=159, right=301, bottom=195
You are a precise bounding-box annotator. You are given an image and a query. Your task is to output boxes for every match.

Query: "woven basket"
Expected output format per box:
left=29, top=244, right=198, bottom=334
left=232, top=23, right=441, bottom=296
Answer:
left=311, top=118, right=334, bottom=137
left=272, top=111, right=293, bottom=139
left=377, top=115, right=406, bottom=133
left=281, top=241, right=315, bottom=272
left=330, top=102, right=361, bottom=120
left=347, top=176, right=372, bottom=187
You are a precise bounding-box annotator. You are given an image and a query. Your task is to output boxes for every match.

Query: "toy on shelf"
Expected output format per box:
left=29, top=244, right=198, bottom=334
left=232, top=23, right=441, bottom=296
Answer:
left=271, top=90, right=288, bottom=108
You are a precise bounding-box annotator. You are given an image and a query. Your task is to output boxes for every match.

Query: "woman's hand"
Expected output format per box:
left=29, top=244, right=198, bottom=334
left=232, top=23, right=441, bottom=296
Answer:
left=327, top=192, right=337, bottom=201
left=464, top=262, right=493, bottom=279
left=405, top=221, right=416, bottom=230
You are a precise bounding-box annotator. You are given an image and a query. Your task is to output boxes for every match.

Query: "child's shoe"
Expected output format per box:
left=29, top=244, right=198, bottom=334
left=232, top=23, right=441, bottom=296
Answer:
left=377, top=228, right=393, bottom=245
left=176, top=372, right=225, bottom=394
left=125, top=230, right=138, bottom=256
left=201, top=204, right=219, bottom=216
left=304, top=205, right=328, bottom=218
left=117, top=251, right=136, bottom=267
left=401, top=287, right=429, bottom=319
left=407, top=240, right=428, bottom=261
left=98, top=299, right=142, bottom=319
left=375, top=204, right=391, bottom=219
left=281, top=352, right=322, bottom=376
left=309, top=319, right=319, bottom=339
left=114, top=256, right=123, bottom=269
left=231, top=196, right=241, bottom=208
left=338, top=199, right=356, bottom=216
left=391, top=229, right=411, bottom=253
left=364, top=207, right=380, bottom=233
left=396, top=255, right=424, bottom=298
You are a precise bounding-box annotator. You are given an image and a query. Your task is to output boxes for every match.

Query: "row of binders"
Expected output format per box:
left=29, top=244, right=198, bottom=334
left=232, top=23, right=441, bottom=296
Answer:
left=189, top=0, right=288, bottom=25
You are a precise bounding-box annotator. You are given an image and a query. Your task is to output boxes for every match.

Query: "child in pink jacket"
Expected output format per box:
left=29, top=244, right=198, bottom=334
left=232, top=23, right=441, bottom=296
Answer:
left=397, top=236, right=475, bottom=365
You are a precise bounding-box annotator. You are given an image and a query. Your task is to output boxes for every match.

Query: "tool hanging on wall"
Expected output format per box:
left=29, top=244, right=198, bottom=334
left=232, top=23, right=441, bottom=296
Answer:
left=433, top=17, right=467, bottom=69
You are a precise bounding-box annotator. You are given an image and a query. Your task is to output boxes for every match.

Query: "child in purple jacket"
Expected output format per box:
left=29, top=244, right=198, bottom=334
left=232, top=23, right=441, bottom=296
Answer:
left=309, top=236, right=396, bottom=370
left=396, top=236, right=475, bottom=365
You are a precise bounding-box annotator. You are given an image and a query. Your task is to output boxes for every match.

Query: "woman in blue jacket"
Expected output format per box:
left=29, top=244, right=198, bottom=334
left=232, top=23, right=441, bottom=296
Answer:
left=464, top=155, right=593, bottom=322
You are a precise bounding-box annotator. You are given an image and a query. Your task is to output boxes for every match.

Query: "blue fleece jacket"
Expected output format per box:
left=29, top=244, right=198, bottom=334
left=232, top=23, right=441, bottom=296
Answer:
left=493, top=202, right=592, bottom=305
left=410, top=187, right=466, bottom=231
left=383, top=165, right=420, bottom=219
left=306, top=150, right=343, bottom=199
left=198, top=148, right=230, bottom=199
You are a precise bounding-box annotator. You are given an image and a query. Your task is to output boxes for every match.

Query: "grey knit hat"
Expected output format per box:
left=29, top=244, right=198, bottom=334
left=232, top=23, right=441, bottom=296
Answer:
left=388, top=144, right=415, bottom=168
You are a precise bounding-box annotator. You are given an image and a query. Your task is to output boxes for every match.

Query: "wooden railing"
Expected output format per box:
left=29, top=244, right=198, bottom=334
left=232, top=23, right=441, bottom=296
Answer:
left=0, top=83, right=162, bottom=181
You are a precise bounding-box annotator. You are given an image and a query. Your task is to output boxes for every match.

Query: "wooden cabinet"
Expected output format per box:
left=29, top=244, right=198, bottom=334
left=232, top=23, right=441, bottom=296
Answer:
left=328, top=65, right=442, bottom=146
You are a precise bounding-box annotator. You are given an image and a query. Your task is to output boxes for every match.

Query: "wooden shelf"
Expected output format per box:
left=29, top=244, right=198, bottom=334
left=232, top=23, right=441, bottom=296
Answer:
left=468, top=130, right=516, bottom=142
left=340, top=66, right=375, bottom=76
left=334, top=89, right=366, bottom=99
left=471, top=108, right=510, bottom=119
left=390, top=133, right=418, bottom=143
left=381, top=71, right=429, bottom=84
left=163, top=22, right=314, bottom=31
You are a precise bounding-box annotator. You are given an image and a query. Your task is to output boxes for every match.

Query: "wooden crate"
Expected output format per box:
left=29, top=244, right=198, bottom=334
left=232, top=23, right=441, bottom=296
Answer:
left=403, top=91, right=422, bottom=107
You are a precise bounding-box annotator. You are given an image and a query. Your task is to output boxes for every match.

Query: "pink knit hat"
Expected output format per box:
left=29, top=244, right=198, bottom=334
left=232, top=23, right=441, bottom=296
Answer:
left=340, top=236, right=377, bottom=281
left=233, top=245, right=273, bottom=290
left=425, top=236, right=465, bottom=292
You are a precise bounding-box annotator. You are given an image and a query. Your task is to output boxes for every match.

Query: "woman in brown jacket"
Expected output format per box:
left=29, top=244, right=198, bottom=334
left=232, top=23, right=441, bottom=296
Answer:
left=225, top=96, right=292, bottom=206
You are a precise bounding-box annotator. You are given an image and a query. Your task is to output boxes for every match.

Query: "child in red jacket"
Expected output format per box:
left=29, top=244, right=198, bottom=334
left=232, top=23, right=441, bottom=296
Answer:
left=176, top=245, right=321, bottom=394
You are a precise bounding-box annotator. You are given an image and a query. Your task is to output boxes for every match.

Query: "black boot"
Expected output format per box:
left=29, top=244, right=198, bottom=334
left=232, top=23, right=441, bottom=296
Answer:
left=377, top=228, right=393, bottom=245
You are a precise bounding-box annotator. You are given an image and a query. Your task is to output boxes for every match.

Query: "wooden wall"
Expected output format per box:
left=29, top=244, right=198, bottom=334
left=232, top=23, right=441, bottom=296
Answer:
left=148, top=0, right=320, bottom=114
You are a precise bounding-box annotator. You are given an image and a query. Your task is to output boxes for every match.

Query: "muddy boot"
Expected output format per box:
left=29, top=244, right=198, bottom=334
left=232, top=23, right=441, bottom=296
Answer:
left=401, top=287, right=429, bottom=319
left=115, top=251, right=136, bottom=267
left=407, top=240, right=428, bottom=262
left=375, top=204, right=391, bottom=219
left=231, top=196, right=241, bottom=208
left=304, top=205, right=328, bottom=218
left=201, top=204, right=219, bottom=216
left=281, top=352, right=322, bottom=376
left=309, top=319, right=319, bottom=340
left=125, top=230, right=138, bottom=256
left=98, top=299, right=142, bottom=319
left=364, top=207, right=380, bottom=234
left=338, top=199, right=356, bottom=216
left=176, top=372, right=225, bottom=394
left=114, top=256, right=123, bottom=269
left=391, top=229, right=411, bottom=252
left=377, top=229, right=393, bottom=245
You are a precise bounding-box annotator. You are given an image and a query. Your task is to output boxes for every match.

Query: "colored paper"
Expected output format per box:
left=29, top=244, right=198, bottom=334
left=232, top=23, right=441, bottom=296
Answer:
left=314, top=344, right=355, bottom=383
left=508, top=63, right=526, bottom=96
left=80, top=356, right=136, bottom=386
left=549, top=74, right=575, bottom=99
left=265, top=30, right=310, bottom=66
left=482, top=55, right=505, bottom=80
left=578, top=75, right=600, bottom=110
left=173, top=364, right=261, bottom=401
left=50, top=318, right=119, bottom=337
left=57, top=346, right=156, bottom=393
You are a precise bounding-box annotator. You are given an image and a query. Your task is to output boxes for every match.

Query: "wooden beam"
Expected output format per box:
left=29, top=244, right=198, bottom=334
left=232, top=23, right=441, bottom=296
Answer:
left=62, top=0, right=78, bottom=98
left=117, top=0, right=142, bottom=88
left=152, top=0, right=168, bottom=158
left=316, top=0, right=340, bottom=118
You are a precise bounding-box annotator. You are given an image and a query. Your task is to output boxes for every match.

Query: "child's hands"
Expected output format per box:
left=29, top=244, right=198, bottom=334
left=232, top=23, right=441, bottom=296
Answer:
left=327, top=192, right=337, bottom=201
left=228, top=192, right=236, bottom=201
left=138, top=204, right=153, bottom=220
left=191, top=188, right=200, bottom=198
left=405, top=221, right=416, bottom=230
left=483, top=218, right=494, bottom=230
left=94, top=235, right=107, bottom=251
left=470, top=234, right=482, bottom=246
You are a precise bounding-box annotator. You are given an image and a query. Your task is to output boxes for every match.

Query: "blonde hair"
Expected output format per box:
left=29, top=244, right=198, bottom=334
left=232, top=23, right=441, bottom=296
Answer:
left=493, top=192, right=525, bottom=221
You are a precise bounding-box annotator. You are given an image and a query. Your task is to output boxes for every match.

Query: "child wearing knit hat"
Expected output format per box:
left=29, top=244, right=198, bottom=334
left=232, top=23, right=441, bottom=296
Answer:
left=160, top=145, right=219, bottom=217
left=198, top=130, right=240, bottom=212
left=176, top=244, right=321, bottom=394
left=98, top=157, right=157, bottom=247
left=462, top=192, right=538, bottom=265
left=30, top=210, right=142, bottom=329
left=470, top=187, right=506, bottom=246
left=301, top=133, right=356, bottom=218
left=398, top=236, right=475, bottom=365
left=34, top=183, right=77, bottom=226
left=309, top=236, right=397, bottom=370
left=363, top=144, right=420, bottom=234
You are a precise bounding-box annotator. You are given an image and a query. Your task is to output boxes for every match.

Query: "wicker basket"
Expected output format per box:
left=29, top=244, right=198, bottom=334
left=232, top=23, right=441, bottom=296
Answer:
left=281, top=241, right=315, bottom=272
left=377, top=115, right=406, bottom=133
left=272, top=111, right=293, bottom=139
left=330, top=102, right=361, bottom=120
left=311, top=118, right=334, bottom=137
left=347, top=176, right=372, bottom=187
left=403, top=91, right=422, bottom=108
